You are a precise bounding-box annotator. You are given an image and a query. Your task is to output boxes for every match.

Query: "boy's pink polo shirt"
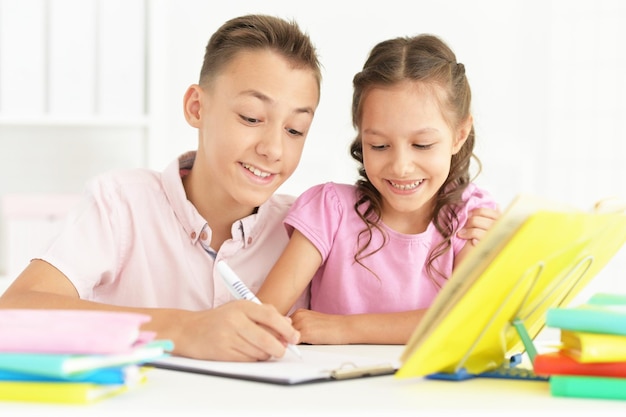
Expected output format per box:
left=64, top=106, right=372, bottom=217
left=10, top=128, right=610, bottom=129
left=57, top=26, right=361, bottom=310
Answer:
left=39, top=151, right=305, bottom=310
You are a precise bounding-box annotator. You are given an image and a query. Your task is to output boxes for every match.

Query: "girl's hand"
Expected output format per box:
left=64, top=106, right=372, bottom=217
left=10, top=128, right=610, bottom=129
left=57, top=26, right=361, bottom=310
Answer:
left=290, top=308, right=348, bottom=345
left=457, top=207, right=501, bottom=246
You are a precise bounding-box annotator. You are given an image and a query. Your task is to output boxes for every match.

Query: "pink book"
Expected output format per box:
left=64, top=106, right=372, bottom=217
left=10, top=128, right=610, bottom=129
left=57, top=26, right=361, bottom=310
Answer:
left=0, top=309, right=156, bottom=354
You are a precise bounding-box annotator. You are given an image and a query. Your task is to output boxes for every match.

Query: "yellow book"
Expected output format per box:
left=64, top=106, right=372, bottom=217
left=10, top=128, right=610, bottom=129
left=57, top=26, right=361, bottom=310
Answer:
left=561, top=330, right=626, bottom=363
left=0, top=366, right=148, bottom=404
left=396, top=194, right=626, bottom=379
left=0, top=381, right=128, bottom=404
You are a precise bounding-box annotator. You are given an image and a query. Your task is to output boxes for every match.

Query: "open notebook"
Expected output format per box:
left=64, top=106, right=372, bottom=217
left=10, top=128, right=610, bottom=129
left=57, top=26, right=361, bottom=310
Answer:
left=150, top=347, right=400, bottom=385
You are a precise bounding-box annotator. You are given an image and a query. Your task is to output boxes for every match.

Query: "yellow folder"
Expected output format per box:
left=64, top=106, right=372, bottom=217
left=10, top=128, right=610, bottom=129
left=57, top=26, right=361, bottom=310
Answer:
left=561, top=330, right=626, bottom=363
left=0, top=381, right=129, bottom=404
left=396, top=194, right=626, bottom=379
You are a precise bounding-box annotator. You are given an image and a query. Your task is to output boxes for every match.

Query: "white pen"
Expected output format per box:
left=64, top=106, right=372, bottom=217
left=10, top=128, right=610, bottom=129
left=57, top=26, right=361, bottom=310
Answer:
left=210, top=254, right=302, bottom=358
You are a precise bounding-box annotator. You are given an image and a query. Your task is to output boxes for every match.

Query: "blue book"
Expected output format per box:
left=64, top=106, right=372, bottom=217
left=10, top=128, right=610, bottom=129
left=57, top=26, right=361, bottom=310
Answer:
left=0, top=364, right=143, bottom=384
left=0, top=340, right=172, bottom=378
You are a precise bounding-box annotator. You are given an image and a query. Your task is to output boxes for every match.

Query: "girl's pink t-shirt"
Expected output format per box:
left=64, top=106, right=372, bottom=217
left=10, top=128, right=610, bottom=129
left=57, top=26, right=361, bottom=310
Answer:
left=284, top=182, right=497, bottom=314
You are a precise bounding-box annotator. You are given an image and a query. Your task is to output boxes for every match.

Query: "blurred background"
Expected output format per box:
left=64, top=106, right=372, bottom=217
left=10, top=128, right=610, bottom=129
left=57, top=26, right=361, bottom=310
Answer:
left=0, top=0, right=624, bottom=298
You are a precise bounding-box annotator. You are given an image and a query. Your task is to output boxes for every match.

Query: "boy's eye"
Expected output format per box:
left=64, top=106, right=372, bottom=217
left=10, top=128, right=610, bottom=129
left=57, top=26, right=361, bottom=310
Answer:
left=286, top=128, right=303, bottom=136
left=370, top=144, right=387, bottom=150
left=240, top=115, right=260, bottom=124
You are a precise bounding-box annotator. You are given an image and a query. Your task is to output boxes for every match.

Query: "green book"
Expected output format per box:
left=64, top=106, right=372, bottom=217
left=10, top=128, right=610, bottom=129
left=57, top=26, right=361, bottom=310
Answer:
left=550, top=375, right=626, bottom=400
left=546, top=293, right=626, bottom=336
left=587, top=292, right=626, bottom=306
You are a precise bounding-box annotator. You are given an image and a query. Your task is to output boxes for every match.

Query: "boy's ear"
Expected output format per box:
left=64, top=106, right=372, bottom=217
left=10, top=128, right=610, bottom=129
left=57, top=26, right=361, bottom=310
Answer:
left=183, top=84, right=203, bottom=128
left=452, top=115, right=473, bottom=154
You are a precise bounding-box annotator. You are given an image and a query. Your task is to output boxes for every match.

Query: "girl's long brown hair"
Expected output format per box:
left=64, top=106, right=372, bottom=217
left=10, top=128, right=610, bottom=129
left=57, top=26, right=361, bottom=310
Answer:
left=349, top=34, right=480, bottom=284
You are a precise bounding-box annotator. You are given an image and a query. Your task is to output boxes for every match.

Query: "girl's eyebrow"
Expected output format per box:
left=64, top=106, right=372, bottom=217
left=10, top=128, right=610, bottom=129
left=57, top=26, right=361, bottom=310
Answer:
left=363, top=127, right=439, bottom=136
left=238, top=89, right=315, bottom=116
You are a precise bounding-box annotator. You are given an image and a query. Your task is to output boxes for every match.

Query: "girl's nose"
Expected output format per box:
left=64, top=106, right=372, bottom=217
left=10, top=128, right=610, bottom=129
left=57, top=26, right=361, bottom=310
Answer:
left=390, top=148, right=412, bottom=177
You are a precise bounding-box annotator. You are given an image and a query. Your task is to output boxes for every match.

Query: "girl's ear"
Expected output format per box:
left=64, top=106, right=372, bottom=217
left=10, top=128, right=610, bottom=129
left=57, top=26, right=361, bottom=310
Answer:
left=183, top=84, right=204, bottom=128
left=452, top=115, right=473, bottom=154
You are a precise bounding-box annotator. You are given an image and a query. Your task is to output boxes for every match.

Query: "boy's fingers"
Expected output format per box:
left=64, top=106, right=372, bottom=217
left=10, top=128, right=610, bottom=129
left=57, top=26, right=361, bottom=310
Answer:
left=240, top=302, right=300, bottom=356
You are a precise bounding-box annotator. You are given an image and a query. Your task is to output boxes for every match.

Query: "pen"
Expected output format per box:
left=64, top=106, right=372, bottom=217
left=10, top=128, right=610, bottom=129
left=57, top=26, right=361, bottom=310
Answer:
left=210, top=253, right=302, bottom=358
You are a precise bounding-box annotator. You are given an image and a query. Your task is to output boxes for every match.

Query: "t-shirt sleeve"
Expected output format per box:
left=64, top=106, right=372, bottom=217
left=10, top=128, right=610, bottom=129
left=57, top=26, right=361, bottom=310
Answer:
left=283, top=182, right=345, bottom=262
left=451, top=183, right=499, bottom=254
left=39, top=176, right=123, bottom=299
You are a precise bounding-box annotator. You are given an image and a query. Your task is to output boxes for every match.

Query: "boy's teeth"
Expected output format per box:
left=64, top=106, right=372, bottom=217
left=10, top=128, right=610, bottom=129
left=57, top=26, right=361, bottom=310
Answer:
left=243, top=163, right=271, bottom=178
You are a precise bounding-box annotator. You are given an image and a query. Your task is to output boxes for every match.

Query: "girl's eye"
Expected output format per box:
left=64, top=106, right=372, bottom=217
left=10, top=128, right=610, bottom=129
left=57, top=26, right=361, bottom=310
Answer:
left=286, top=128, right=303, bottom=136
left=413, top=143, right=433, bottom=150
left=370, top=144, right=387, bottom=150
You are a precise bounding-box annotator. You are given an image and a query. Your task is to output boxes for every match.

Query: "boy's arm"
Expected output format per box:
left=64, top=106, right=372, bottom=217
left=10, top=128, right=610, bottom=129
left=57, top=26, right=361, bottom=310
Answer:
left=0, top=259, right=299, bottom=362
left=256, top=229, right=322, bottom=315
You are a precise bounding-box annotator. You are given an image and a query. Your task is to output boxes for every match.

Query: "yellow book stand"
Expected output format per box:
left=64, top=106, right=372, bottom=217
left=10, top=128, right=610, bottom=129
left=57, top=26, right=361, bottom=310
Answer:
left=396, top=195, right=626, bottom=381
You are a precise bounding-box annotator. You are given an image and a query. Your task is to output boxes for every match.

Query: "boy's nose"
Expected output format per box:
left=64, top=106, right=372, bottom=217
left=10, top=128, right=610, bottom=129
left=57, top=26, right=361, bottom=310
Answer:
left=256, top=128, right=282, bottom=161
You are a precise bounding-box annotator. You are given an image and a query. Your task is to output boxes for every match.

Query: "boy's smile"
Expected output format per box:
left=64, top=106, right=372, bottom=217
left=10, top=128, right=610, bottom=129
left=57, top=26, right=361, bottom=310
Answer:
left=184, top=49, right=320, bottom=220
left=240, top=162, right=275, bottom=183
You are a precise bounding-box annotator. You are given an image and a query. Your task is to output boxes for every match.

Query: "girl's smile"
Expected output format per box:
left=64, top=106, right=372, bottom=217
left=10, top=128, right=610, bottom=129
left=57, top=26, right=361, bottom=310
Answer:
left=386, top=179, right=424, bottom=194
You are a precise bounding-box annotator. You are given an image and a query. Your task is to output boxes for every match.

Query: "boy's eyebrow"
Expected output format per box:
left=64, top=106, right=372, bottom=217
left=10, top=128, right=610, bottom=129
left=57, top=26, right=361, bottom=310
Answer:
left=239, top=89, right=315, bottom=115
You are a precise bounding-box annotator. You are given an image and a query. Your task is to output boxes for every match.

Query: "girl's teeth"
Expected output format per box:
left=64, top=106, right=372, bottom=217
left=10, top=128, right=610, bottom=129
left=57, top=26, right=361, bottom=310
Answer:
left=390, top=181, right=421, bottom=190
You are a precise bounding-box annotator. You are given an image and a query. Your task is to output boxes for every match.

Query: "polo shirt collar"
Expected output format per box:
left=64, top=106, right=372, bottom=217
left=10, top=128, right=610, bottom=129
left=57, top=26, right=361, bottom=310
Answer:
left=162, top=151, right=262, bottom=249
left=161, top=151, right=206, bottom=243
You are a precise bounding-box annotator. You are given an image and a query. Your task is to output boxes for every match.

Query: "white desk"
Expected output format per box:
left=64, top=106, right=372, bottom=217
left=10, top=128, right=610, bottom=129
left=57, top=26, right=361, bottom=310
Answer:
left=1, top=344, right=625, bottom=417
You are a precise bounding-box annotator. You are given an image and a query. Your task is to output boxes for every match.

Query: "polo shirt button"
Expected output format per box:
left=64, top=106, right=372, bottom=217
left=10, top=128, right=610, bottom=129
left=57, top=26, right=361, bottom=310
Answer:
left=191, top=231, right=196, bottom=239
left=247, top=237, right=252, bottom=245
left=200, top=231, right=208, bottom=241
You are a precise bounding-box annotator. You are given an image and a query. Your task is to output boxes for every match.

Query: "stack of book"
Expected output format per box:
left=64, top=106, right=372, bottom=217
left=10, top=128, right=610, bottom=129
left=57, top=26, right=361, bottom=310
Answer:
left=0, top=309, right=173, bottom=404
left=534, top=293, right=626, bottom=400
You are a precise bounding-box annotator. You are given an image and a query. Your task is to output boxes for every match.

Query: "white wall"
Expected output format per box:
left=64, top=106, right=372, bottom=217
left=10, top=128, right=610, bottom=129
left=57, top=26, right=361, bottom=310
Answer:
left=1, top=0, right=625, bottom=296
left=146, top=0, right=626, bottom=204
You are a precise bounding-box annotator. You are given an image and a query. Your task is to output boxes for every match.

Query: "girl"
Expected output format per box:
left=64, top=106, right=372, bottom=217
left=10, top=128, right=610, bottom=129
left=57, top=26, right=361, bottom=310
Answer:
left=257, top=34, right=500, bottom=345
left=0, top=14, right=321, bottom=361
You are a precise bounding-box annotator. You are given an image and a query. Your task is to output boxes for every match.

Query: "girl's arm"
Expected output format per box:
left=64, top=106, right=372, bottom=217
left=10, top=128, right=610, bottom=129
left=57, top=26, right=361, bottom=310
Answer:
left=290, top=309, right=427, bottom=345
left=259, top=229, right=422, bottom=345
left=256, top=230, right=323, bottom=315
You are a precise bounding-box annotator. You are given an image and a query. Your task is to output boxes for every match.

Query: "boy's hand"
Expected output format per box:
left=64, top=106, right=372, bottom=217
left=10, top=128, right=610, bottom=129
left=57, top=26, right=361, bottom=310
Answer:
left=175, top=300, right=300, bottom=361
